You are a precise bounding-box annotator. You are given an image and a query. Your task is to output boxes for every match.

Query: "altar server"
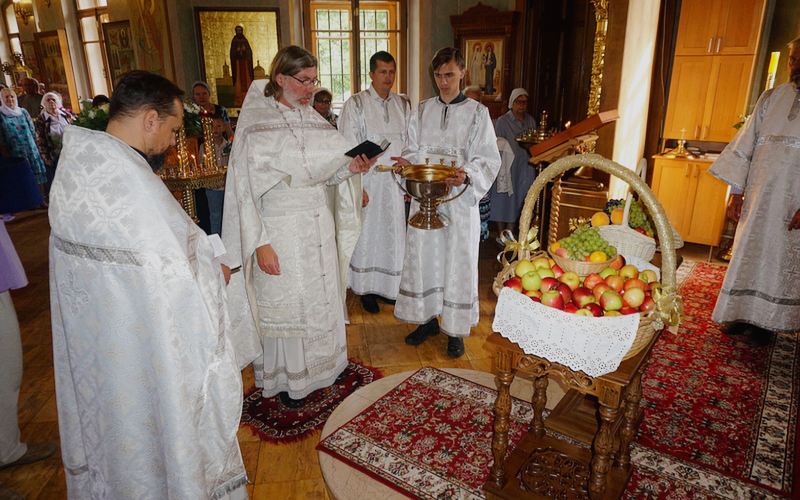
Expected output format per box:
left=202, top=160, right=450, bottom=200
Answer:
left=709, top=36, right=800, bottom=340
left=222, top=46, right=373, bottom=408
left=49, top=71, right=248, bottom=499
left=393, top=47, right=501, bottom=357
left=339, top=51, right=412, bottom=313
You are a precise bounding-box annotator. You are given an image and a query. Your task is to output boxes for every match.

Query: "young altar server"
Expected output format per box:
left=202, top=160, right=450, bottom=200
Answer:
left=49, top=71, right=250, bottom=499
left=339, top=50, right=412, bottom=313
left=393, top=47, right=501, bottom=357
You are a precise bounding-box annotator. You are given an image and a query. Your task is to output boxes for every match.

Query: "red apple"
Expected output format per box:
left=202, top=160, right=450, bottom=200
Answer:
left=550, top=264, right=564, bottom=278
left=583, top=273, right=604, bottom=290
left=558, top=271, right=581, bottom=291
left=573, top=287, right=596, bottom=308
left=531, top=296, right=541, bottom=303
left=556, top=283, right=573, bottom=305
left=575, top=308, right=594, bottom=317
left=609, top=254, right=626, bottom=270
left=592, top=283, right=612, bottom=301
left=521, top=271, right=542, bottom=292
left=622, top=287, right=646, bottom=308
left=620, top=306, right=639, bottom=315
left=554, top=247, right=569, bottom=258
left=504, top=276, right=523, bottom=292
left=599, top=267, right=618, bottom=279
left=619, top=264, right=639, bottom=280
left=623, top=278, right=648, bottom=292
left=584, top=303, right=603, bottom=317
left=524, top=289, right=542, bottom=299
left=599, top=290, right=623, bottom=311
left=564, top=303, right=579, bottom=314
left=540, top=277, right=559, bottom=292
left=540, top=290, right=564, bottom=310
left=605, top=275, right=625, bottom=292
left=640, top=296, right=655, bottom=313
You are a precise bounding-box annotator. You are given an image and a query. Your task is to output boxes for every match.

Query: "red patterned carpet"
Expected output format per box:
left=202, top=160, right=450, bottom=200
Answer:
left=318, top=262, right=799, bottom=499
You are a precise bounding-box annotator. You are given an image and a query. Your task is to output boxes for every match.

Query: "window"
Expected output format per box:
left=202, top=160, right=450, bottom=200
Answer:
left=74, top=0, right=110, bottom=97
left=305, top=0, right=404, bottom=107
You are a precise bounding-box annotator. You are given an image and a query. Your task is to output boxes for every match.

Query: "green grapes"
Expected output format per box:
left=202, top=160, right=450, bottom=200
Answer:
left=557, top=225, right=617, bottom=260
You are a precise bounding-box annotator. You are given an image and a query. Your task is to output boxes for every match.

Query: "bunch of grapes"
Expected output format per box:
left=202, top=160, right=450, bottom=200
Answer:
left=604, top=198, right=625, bottom=215
left=558, top=225, right=617, bottom=261
left=628, top=199, right=655, bottom=236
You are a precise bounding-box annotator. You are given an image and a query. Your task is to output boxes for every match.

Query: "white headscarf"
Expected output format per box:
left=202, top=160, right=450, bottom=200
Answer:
left=312, top=87, right=333, bottom=105
left=0, top=89, right=23, bottom=118
left=508, top=88, right=528, bottom=110
left=40, top=91, right=69, bottom=135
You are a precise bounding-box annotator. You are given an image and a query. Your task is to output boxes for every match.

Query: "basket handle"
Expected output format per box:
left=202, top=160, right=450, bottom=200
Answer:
left=620, top=158, right=648, bottom=227
left=518, top=154, right=678, bottom=295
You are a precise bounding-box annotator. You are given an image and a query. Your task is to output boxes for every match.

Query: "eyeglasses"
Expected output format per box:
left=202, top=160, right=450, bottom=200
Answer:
left=288, top=74, right=320, bottom=87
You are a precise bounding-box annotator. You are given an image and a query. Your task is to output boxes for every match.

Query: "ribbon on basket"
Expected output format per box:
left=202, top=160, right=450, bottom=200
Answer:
left=497, top=227, right=540, bottom=266
left=650, top=285, right=683, bottom=330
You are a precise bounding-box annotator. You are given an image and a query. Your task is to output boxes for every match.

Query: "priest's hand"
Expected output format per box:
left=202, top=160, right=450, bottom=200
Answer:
left=445, top=167, right=467, bottom=187
left=362, top=190, right=370, bottom=207
left=221, top=264, right=231, bottom=285
left=726, top=193, right=743, bottom=222
left=256, top=244, right=281, bottom=275
left=789, top=209, right=800, bottom=231
left=348, top=154, right=376, bottom=174
left=391, top=156, right=411, bottom=168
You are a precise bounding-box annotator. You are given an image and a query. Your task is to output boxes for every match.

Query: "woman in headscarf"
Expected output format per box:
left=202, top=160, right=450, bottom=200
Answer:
left=35, top=91, right=72, bottom=189
left=0, top=88, right=47, bottom=200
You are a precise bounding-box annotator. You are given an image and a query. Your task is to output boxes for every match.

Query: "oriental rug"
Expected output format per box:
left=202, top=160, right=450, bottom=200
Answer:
left=317, top=262, right=799, bottom=499
left=240, top=361, right=382, bottom=443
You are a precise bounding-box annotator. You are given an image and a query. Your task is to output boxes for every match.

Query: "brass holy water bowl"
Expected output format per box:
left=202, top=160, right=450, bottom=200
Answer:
left=382, top=160, right=470, bottom=229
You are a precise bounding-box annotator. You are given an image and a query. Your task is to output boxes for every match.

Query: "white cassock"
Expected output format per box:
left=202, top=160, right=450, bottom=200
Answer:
left=222, top=80, right=362, bottom=399
left=339, top=86, right=411, bottom=299
left=394, top=95, right=501, bottom=336
left=49, top=126, right=248, bottom=499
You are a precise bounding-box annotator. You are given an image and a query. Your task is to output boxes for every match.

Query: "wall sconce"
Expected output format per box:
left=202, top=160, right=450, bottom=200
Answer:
left=12, top=0, right=34, bottom=26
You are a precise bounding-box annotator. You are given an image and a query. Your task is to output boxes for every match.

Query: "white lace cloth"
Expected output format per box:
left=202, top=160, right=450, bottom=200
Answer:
left=492, top=287, right=640, bottom=377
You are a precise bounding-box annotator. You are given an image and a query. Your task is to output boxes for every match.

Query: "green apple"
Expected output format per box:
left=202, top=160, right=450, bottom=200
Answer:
left=521, top=271, right=542, bottom=292
left=514, top=260, right=535, bottom=278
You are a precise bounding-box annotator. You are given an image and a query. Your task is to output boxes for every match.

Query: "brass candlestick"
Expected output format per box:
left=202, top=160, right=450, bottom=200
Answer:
left=663, top=128, right=697, bottom=159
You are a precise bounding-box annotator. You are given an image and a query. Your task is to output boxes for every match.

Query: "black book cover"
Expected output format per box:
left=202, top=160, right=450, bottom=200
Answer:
left=345, top=139, right=390, bottom=159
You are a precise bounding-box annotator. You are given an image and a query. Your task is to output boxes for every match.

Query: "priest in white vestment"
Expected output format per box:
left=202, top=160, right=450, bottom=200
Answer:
left=49, top=71, right=248, bottom=499
left=221, top=46, right=373, bottom=407
left=339, top=50, right=412, bottom=314
left=709, top=37, right=800, bottom=340
left=393, top=47, right=501, bottom=357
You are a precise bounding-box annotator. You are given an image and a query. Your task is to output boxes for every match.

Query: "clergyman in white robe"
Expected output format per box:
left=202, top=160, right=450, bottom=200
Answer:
left=222, top=80, right=362, bottom=400
left=339, top=85, right=411, bottom=301
left=394, top=93, right=501, bottom=337
left=49, top=126, right=247, bottom=499
left=709, top=80, right=800, bottom=333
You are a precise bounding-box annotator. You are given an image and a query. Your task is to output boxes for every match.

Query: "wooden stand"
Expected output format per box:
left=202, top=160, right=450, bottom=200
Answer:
left=483, top=330, right=661, bottom=499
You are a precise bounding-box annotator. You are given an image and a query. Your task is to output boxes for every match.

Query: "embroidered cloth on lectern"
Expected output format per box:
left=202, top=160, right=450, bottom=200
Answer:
left=492, top=287, right=640, bottom=377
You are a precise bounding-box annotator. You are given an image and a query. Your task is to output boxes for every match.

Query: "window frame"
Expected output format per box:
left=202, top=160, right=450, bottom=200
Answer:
left=73, top=3, right=111, bottom=96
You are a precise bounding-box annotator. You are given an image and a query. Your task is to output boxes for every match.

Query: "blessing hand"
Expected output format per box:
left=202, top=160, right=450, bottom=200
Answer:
left=390, top=156, right=411, bottom=169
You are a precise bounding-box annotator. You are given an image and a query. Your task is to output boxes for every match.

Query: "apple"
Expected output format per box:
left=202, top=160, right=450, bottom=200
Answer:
left=622, top=287, right=645, bottom=308
left=640, top=296, right=656, bottom=313
left=600, top=290, right=623, bottom=311
left=532, top=257, right=551, bottom=270
left=592, top=283, right=612, bottom=301
left=584, top=303, right=603, bottom=317
left=605, top=275, right=625, bottom=292
left=599, top=267, right=618, bottom=279
left=524, top=289, right=542, bottom=299
left=619, top=264, right=639, bottom=280
left=548, top=258, right=556, bottom=267
left=540, top=290, right=564, bottom=310
left=540, top=277, right=559, bottom=292
left=554, top=247, right=569, bottom=258
left=604, top=310, right=622, bottom=317
left=558, top=271, right=581, bottom=291
left=564, top=303, right=579, bottom=314
left=550, top=264, right=564, bottom=278
left=623, top=278, right=648, bottom=292
left=609, top=254, right=626, bottom=270
left=640, top=269, right=658, bottom=284
left=514, top=260, right=535, bottom=278
left=556, top=283, right=573, bottom=305
left=521, top=271, right=542, bottom=291
left=504, top=276, right=523, bottom=292
left=537, top=268, right=556, bottom=279
left=575, top=308, right=594, bottom=317
left=572, top=287, right=596, bottom=308
left=583, top=273, right=604, bottom=290
left=620, top=306, right=639, bottom=315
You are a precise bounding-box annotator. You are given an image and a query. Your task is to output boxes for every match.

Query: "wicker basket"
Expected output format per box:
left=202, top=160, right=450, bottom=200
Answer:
left=493, top=154, right=682, bottom=361
left=549, top=252, right=612, bottom=276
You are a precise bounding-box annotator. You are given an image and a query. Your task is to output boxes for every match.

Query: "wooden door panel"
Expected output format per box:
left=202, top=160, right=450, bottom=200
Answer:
left=704, top=55, right=753, bottom=142
left=685, top=163, right=728, bottom=245
left=674, top=0, right=721, bottom=55
left=663, top=56, right=713, bottom=140
left=652, top=159, right=694, bottom=238
left=716, top=0, right=765, bottom=55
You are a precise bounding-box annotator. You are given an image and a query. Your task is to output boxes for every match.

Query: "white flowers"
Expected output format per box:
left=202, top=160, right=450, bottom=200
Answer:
left=88, top=110, right=97, bottom=119
left=184, top=101, right=201, bottom=114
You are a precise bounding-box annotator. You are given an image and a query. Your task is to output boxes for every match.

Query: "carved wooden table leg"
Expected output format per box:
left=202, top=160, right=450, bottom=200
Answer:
left=589, top=404, right=619, bottom=498
left=530, top=374, right=549, bottom=437
left=615, top=371, right=642, bottom=468
left=489, top=359, right=515, bottom=488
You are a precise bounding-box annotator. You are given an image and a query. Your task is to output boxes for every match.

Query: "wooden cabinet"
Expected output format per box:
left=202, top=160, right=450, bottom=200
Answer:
left=651, top=156, right=728, bottom=246
left=674, top=0, right=765, bottom=56
left=664, top=55, right=753, bottom=142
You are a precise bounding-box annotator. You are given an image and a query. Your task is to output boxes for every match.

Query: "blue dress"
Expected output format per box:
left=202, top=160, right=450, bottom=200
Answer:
left=0, top=110, right=47, bottom=185
left=489, top=111, right=536, bottom=223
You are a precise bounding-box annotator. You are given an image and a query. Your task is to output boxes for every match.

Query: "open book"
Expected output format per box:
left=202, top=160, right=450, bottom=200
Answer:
left=345, top=139, right=391, bottom=159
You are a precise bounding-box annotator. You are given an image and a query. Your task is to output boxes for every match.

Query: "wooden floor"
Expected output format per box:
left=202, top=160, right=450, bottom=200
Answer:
left=0, top=210, right=721, bottom=499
